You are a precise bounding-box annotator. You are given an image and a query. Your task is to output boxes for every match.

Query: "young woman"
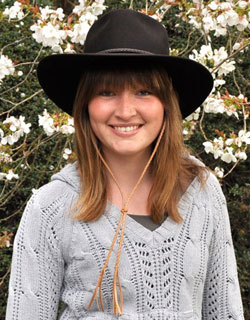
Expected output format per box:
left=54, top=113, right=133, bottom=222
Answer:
left=6, top=9, right=244, bottom=320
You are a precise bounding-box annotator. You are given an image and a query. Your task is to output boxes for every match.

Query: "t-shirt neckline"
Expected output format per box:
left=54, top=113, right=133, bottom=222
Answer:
left=104, top=176, right=200, bottom=248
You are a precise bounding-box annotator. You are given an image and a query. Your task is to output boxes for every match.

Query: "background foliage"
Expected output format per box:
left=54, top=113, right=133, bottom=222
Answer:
left=0, top=0, right=249, bottom=318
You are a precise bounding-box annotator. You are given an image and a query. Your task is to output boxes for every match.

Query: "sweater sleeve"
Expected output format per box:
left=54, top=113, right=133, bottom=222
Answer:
left=6, top=189, right=65, bottom=320
left=202, top=175, right=245, bottom=319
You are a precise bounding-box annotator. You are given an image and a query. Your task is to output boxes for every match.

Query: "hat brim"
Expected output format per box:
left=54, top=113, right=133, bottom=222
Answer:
left=37, top=53, right=213, bottom=118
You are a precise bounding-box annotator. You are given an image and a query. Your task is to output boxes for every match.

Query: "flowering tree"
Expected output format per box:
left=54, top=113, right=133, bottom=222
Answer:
left=0, top=0, right=249, bottom=315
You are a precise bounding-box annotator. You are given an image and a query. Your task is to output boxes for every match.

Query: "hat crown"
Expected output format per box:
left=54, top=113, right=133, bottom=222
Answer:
left=84, top=9, right=169, bottom=55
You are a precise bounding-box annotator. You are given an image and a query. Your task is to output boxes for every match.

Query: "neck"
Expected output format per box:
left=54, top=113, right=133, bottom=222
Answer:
left=102, top=149, right=152, bottom=198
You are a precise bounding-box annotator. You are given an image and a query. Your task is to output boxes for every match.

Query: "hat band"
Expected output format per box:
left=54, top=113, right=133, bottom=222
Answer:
left=96, top=48, right=153, bottom=54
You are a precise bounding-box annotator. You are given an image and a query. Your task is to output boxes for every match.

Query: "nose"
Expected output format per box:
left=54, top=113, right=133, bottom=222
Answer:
left=114, top=91, right=137, bottom=120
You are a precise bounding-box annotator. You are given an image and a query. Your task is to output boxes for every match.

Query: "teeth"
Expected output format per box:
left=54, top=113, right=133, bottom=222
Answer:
left=114, top=125, right=139, bottom=132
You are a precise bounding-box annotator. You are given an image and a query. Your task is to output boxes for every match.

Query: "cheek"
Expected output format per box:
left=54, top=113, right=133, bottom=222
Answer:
left=88, top=99, right=113, bottom=124
left=88, top=101, right=98, bottom=123
left=147, top=102, right=164, bottom=125
left=88, top=103, right=101, bottom=138
left=88, top=102, right=104, bottom=127
left=88, top=101, right=112, bottom=142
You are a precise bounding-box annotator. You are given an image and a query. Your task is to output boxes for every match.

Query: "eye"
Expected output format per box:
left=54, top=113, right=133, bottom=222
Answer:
left=98, top=90, right=115, bottom=96
left=137, top=90, right=152, bottom=96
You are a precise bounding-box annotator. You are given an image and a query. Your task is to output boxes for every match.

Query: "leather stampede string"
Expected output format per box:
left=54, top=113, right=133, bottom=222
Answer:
left=88, top=122, right=166, bottom=316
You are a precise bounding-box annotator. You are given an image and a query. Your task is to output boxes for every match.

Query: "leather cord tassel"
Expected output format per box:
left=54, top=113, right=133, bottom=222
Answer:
left=88, top=122, right=166, bottom=315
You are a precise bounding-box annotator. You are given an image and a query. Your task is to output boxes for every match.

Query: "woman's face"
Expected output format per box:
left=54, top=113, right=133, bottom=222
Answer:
left=88, top=86, right=164, bottom=158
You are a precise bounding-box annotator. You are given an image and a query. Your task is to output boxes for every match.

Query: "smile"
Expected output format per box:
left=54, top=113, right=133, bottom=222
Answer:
left=113, top=125, right=140, bottom=132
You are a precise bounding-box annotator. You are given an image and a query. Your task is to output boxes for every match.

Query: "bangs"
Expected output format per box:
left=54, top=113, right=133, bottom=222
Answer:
left=80, top=63, right=171, bottom=101
left=93, top=67, right=161, bottom=93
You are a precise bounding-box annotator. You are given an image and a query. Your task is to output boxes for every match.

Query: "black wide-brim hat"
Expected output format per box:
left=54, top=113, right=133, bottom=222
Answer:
left=37, top=9, right=213, bottom=118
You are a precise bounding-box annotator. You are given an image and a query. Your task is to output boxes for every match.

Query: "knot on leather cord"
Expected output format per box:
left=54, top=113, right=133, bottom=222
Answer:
left=121, top=208, right=128, bottom=215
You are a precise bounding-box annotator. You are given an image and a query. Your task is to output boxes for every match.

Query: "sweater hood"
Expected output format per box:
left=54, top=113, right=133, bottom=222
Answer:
left=50, top=156, right=204, bottom=195
left=51, top=162, right=81, bottom=194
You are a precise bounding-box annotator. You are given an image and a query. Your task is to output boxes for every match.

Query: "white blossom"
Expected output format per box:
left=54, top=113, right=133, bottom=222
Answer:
left=1, top=116, right=31, bottom=145
left=73, top=0, right=105, bottom=17
left=185, top=107, right=200, bottom=121
left=64, top=43, right=75, bottom=53
left=0, top=173, right=6, bottom=180
left=213, top=47, right=228, bottom=64
left=73, top=0, right=87, bottom=15
left=213, top=47, right=236, bottom=76
left=214, top=79, right=226, bottom=88
left=224, top=9, right=239, bottom=27
left=3, top=1, right=24, bottom=20
left=91, top=0, right=106, bottom=15
left=204, top=130, right=249, bottom=163
left=221, top=149, right=237, bottom=163
left=31, top=22, right=67, bottom=48
left=202, top=15, right=215, bottom=30
left=203, top=95, right=225, bottom=114
left=237, top=16, right=249, bottom=31
left=4, top=116, right=19, bottom=129
left=203, top=137, right=238, bottom=162
left=67, top=118, right=74, bottom=126
left=6, top=169, right=19, bottom=180
left=233, top=42, right=240, bottom=51
left=213, top=149, right=224, bottom=160
left=40, top=5, right=53, bottom=20
left=5, top=240, right=10, bottom=248
left=63, top=148, right=72, bottom=160
left=185, top=1, right=249, bottom=37
left=60, top=123, right=75, bottom=134
left=0, top=55, right=15, bottom=83
left=29, top=0, right=105, bottom=50
left=225, top=138, right=234, bottom=146
left=203, top=141, right=214, bottom=154
left=38, top=109, right=56, bottom=136
left=214, top=167, right=224, bottom=178
left=40, top=6, right=65, bottom=22
left=38, top=110, right=75, bottom=136
left=0, top=169, right=19, bottom=180
left=213, top=24, right=227, bottom=37
left=51, top=44, right=63, bottom=53
left=238, top=1, right=248, bottom=9
left=236, top=151, right=247, bottom=160
left=217, top=60, right=235, bottom=76
left=55, top=8, right=64, bottom=20
left=0, top=151, right=12, bottom=163
left=189, top=44, right=236, bottom=83
left=239, top=130, right=250, bottom=144
left=60, top=117, right=74, bottom=135
left=68, top=21, right=91, bottom=45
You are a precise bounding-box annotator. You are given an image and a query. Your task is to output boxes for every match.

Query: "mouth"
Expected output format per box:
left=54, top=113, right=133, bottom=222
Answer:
left=109, top=124, right=143, bottom=133
left=113, top=125, right=140, bottom=132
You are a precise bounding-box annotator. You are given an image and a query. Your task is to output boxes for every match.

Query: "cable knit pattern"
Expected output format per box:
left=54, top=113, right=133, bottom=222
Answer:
left=6, top=162, right=244, bottom=320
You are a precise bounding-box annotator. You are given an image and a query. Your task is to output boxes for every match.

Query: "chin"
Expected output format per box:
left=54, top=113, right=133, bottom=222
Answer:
left=112, top=148, right=148, bottom=157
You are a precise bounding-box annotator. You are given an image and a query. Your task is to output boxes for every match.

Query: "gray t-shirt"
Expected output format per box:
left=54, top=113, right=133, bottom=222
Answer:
left=128, top=214, right=165, bottom=231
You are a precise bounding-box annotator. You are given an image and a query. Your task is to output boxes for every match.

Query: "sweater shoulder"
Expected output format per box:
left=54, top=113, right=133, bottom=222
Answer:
left=16, top=179, right=78, bottom=260
left=204, top=170, right=226, bottom=203
left=33, top=178, right=78, bottom=210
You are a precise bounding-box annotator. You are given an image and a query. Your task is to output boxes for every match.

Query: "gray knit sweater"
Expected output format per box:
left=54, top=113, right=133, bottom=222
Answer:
left=6, top=162, right=244, bottom=319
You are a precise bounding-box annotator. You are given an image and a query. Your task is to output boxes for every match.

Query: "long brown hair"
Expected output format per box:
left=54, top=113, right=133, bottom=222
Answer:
left=72, top=62, right=207, bottom=223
